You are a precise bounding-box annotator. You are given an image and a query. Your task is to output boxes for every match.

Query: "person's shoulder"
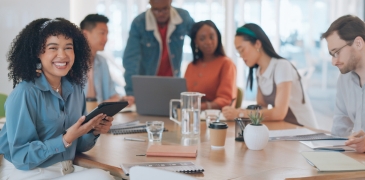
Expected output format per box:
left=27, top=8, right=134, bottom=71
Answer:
left=218, top=56, right=236, bottom=66
left=174, top=7, right=192, bottom=19
left=8, top=81, right=37, bottom=99
left=132, top=11, right=147, bottom=24
left=275, top=59, right=292, bottom=66
left=186, top=61, right=196, bottom=69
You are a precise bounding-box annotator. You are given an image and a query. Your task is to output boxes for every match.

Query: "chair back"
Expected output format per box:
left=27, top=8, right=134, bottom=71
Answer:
left=0, top=93, right=7, bottom=118
left=236, top=87, right=243, bottom=108
left=130, top=166, right=197, bottom=180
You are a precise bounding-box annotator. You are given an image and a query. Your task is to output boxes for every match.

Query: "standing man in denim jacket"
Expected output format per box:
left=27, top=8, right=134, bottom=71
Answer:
left=122, top=0, right=194, bottom=104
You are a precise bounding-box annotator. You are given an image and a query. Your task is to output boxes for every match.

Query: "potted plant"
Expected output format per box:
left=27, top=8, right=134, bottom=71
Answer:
left=244, top=108, right=269, bottom=150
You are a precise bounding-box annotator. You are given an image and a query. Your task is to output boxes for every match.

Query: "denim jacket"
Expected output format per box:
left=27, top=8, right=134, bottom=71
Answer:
left=123, top=7, right=194, bottom=95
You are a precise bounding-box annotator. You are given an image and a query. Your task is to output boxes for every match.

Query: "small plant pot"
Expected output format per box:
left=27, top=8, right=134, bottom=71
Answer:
left=244, top=124, right=269, bottom=150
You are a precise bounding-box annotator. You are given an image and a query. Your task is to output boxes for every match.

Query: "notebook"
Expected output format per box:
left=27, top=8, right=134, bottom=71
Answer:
left=146, top=145, right=197, bottom=158
left=110, top=127, right=168, bottom=135
left=120, top=161, right=204, bottom=176
left=109, top=120, right=167, bottom=135
left=132, top=76, right=187, bottom=116
left=301, top=151, right=365, bottom=171
left=300, top=140, right=355, bottom=151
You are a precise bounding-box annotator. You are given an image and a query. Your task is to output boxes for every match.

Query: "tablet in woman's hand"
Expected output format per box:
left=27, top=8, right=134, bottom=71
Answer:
left=82, top=101, right=129, bottom=125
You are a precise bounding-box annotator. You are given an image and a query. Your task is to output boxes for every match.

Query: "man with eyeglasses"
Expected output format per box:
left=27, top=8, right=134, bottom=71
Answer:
left=122, top=0, right=194, bottom=103
left=322, top=15, right=365, bottom=153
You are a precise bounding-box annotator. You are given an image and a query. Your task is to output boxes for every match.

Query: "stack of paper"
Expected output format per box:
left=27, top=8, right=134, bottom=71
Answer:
left=300, top=140, right=355, bottom=151
left=301, top=151, right=365, bottom=171
left=269, top=128, right=347, bottom=141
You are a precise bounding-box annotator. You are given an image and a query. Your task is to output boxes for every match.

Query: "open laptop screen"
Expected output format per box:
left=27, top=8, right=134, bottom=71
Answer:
left=132, top=75, right=187, bottom=116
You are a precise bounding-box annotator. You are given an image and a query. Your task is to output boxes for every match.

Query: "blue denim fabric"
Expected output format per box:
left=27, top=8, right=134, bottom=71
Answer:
left=123, top=7, right=194, bottom=95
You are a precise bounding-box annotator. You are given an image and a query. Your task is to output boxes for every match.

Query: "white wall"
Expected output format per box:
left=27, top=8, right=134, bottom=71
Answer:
left=0, top=0, right=70, bottom=95
left=70, top=0, right=97, bottom=26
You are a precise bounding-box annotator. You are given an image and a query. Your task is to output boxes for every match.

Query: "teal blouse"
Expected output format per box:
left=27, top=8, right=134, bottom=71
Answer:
left=0, top=74, right=99, bottom=170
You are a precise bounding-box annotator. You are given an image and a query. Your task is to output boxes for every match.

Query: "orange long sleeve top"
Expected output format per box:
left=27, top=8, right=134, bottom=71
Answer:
left=184, top=56, right=237, bottom=108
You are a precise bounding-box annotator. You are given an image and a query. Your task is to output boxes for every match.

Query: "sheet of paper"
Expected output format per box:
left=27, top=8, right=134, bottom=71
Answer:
left=269, top=128, right=317, bottom=138
left=300, top=140, right=354, bottom=151
left=301, top=151, right=365, bottom=171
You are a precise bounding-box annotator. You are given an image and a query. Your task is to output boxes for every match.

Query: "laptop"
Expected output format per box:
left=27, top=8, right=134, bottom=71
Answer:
left=132, top=75, right=187, bottom=116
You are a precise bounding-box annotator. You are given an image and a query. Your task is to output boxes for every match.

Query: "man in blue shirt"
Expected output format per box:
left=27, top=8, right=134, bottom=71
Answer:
left=80, top=14, right=121, bottom=102
left=122, top=0, right=194, bottom=103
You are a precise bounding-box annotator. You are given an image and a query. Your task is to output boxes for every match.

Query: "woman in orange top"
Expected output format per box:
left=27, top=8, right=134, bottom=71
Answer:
left=184, top=20, right=237, bottom=110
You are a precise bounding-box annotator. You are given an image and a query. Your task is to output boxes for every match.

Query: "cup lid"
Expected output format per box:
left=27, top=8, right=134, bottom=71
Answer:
left=209, top=122, right=228, bottom=129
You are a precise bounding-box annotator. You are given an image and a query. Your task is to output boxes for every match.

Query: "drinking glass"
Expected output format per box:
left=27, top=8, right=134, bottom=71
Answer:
left=146, top=121, right=164, bottom=142
left=205, top=110, right=221, bottom=127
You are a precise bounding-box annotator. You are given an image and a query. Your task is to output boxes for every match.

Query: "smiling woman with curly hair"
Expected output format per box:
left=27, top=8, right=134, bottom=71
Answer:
left=7, top=18, right=90, bottom=88
left=0, top=18, right=114, bottom=179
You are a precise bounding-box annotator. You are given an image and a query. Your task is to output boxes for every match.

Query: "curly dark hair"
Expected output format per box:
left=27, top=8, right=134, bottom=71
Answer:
left=7, top=18, right=91, bottom=88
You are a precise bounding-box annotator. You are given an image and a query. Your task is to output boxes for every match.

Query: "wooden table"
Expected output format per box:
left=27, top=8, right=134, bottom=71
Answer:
left=75, top=112, right=365, bottom=180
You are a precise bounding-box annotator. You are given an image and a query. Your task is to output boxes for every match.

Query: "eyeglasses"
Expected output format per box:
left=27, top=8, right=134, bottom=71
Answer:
left=329, top=44, right=348, bottom=58
left=151, top=6, right=170, bottom=14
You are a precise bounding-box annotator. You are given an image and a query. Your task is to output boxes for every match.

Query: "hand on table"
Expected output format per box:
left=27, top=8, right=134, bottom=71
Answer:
left=222, top=106, right=240, bottom=120
left=345, top=130, right=365, bottom=153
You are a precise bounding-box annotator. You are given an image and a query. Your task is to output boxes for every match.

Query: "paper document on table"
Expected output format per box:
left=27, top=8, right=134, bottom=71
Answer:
left=301, top=151, right=365, bottom=172
left=269, top=128, right=317, bottom=138
left=269, top=129, right=347, bottom=141
left=300, top=140, right=355, bottom=151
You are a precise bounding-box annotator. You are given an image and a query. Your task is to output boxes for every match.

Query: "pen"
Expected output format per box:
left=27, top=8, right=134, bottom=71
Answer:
left=124, top=137, right=146, bottom=142
left=230, top=98, right=237, bottom=106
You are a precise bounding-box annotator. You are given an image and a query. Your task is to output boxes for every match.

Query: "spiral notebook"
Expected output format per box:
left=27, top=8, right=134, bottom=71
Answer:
left=120, top=161, right=204, bottom=176
left=109, top=120, right=168, bottom=135
left=110, top=127, right=168, bottom=135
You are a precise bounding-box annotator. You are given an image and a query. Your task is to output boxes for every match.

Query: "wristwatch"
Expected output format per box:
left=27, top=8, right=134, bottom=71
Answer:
left=62, top=131, right=72, bottom=148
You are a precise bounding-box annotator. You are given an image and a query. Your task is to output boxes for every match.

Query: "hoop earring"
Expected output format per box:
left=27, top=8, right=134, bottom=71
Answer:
left=36, top=63, right=42, bottom=76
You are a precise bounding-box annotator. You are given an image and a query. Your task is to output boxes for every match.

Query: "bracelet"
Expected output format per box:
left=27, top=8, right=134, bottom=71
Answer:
left=206, top=102, right=211, bottom=109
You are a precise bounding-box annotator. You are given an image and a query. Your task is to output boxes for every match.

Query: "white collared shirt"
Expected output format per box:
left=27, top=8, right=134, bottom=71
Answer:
left=332, top=71, right=365, bottom=137
left=257, top=58, right=318, bottom=129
